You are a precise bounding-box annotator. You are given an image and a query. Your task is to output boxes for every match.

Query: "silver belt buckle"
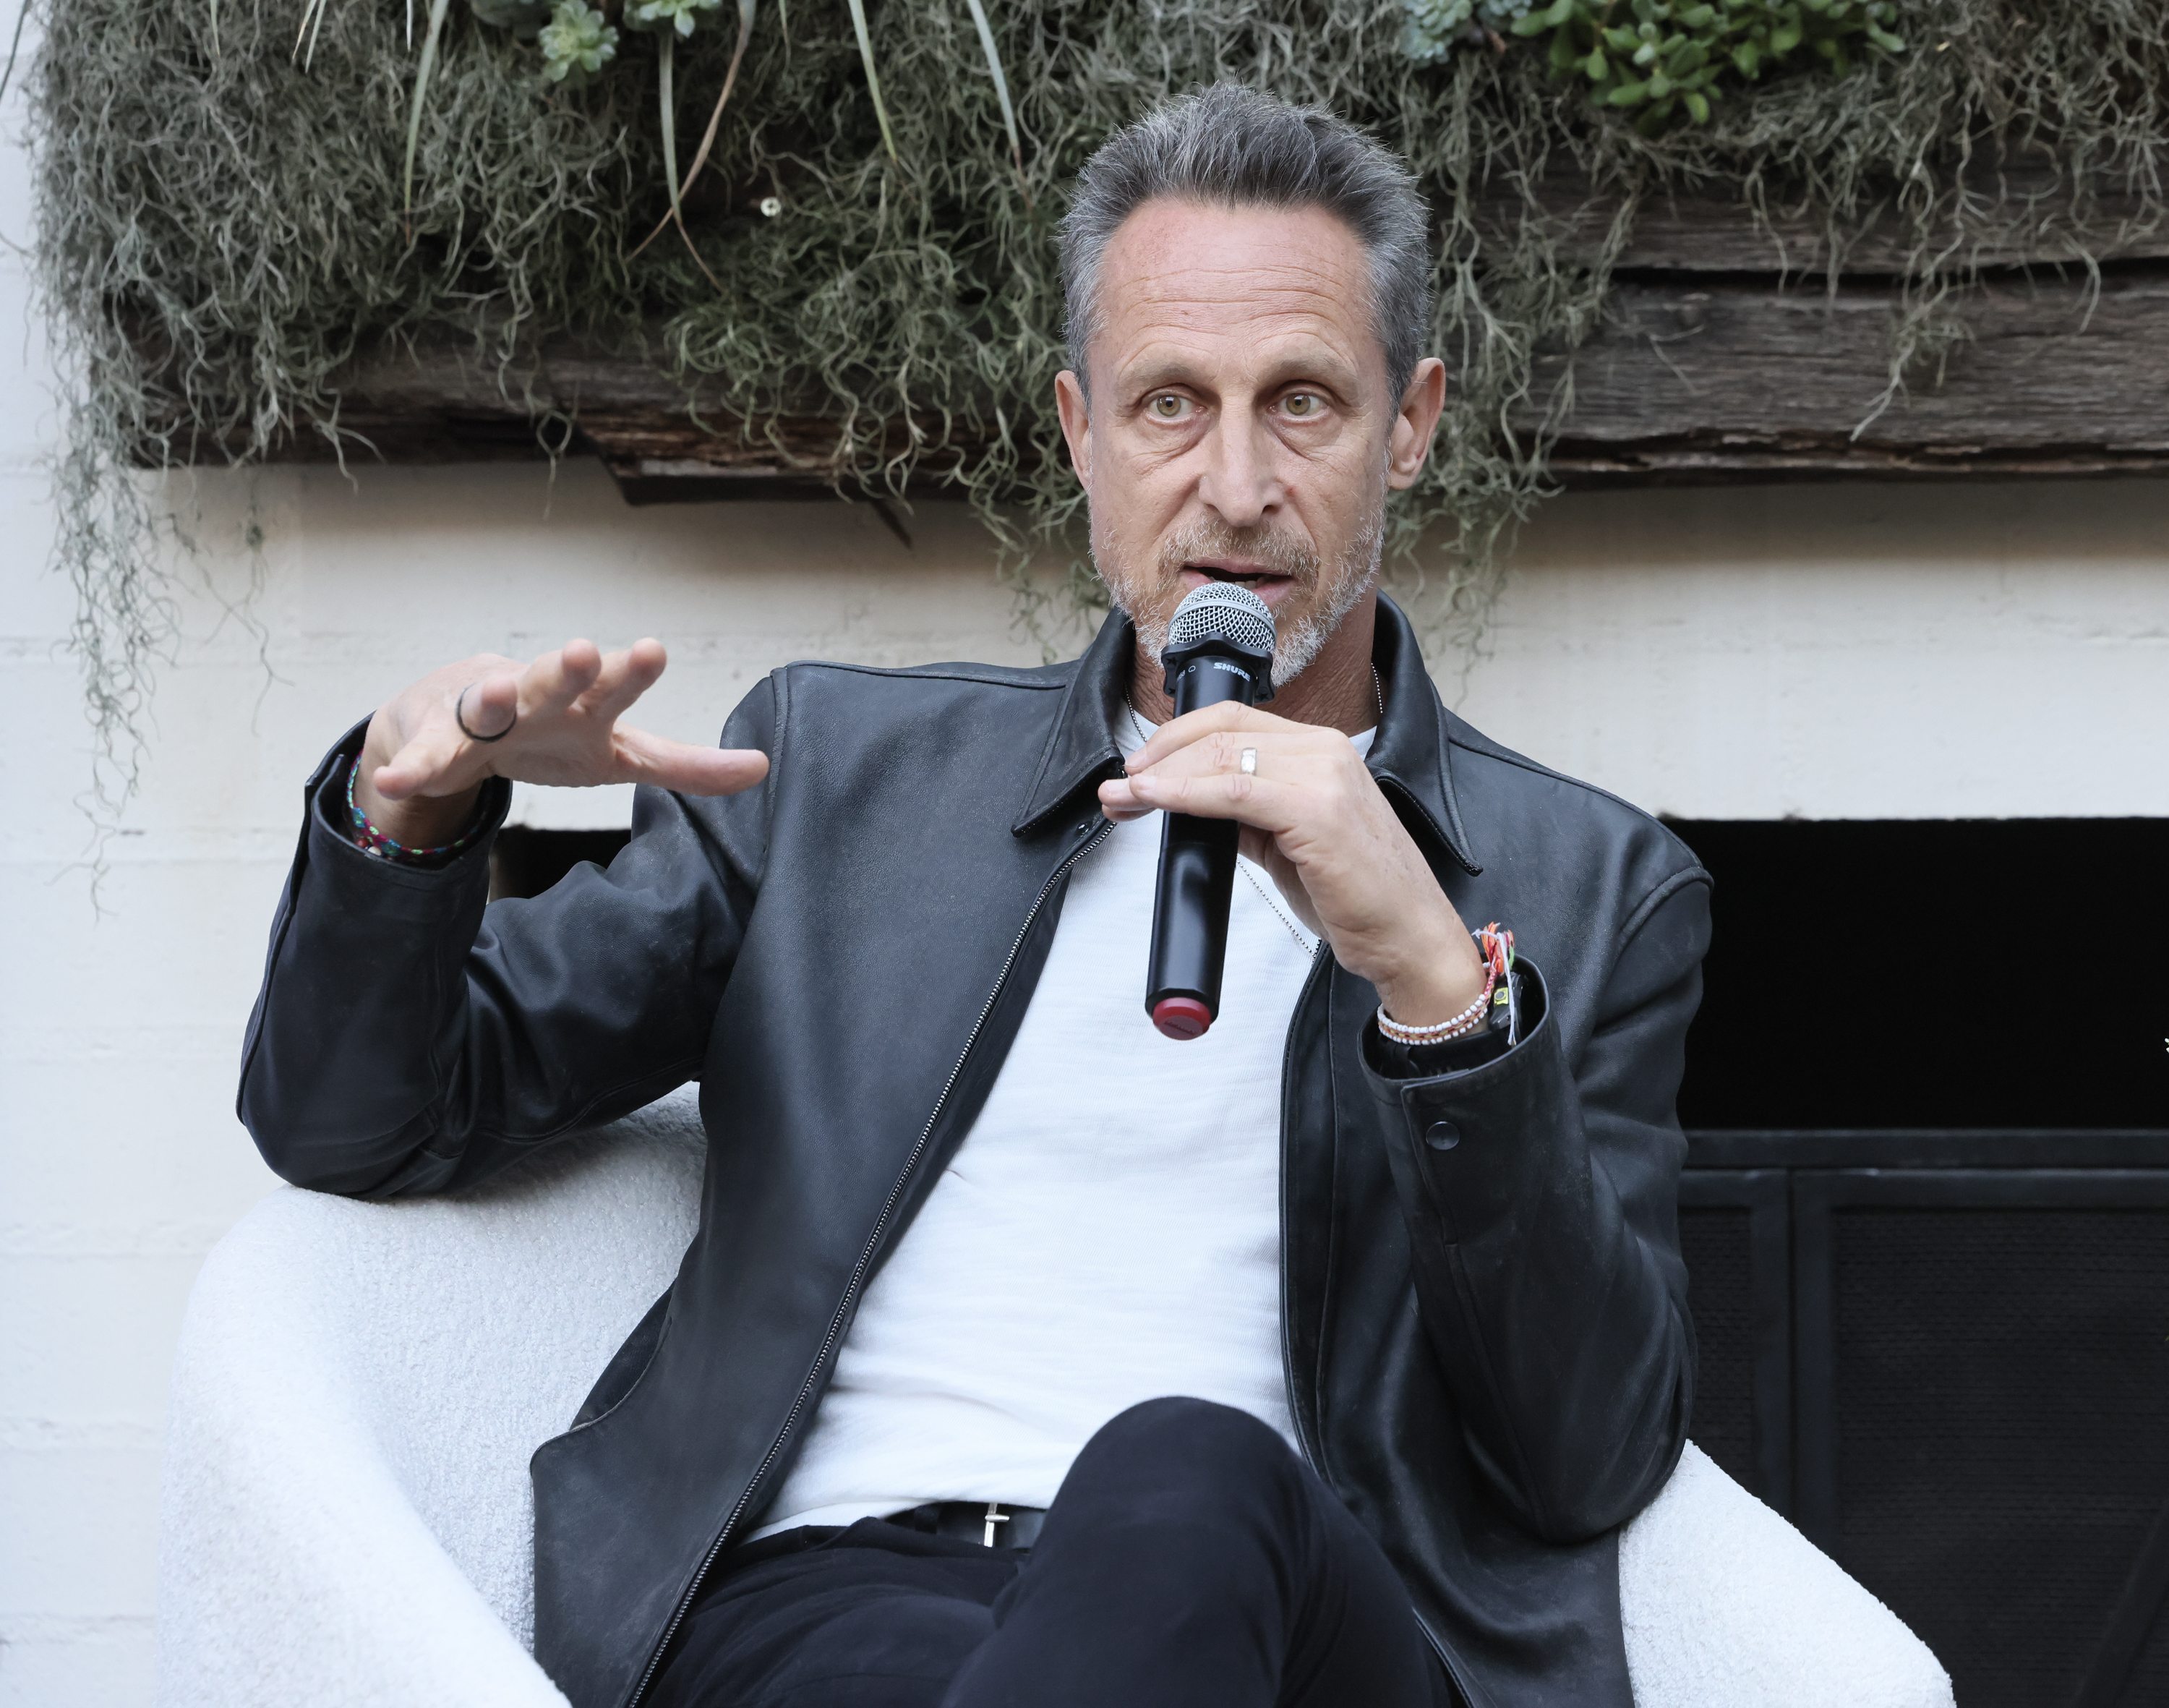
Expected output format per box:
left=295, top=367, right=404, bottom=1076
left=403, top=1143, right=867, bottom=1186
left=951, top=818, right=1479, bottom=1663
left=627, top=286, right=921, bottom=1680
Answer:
left=981, top=1502, right=1010, bottom=1547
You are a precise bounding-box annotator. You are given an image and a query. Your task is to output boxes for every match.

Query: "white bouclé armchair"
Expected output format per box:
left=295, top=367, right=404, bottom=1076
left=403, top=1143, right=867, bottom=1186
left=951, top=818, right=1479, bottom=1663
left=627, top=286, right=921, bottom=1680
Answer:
left=155, top=1090, right=1954, bottom=1708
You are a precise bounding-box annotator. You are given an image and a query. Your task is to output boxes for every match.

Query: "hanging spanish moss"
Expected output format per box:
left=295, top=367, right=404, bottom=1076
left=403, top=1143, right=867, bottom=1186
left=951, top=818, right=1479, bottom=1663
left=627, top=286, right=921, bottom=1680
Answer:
left=30, top=0, right=2169, bottom=814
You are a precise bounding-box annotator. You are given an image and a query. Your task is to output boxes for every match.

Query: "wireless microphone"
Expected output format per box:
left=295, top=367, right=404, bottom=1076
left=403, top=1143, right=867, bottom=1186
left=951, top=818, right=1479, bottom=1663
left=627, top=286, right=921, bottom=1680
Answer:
left=1144, top=583, right=1277, bottom=1041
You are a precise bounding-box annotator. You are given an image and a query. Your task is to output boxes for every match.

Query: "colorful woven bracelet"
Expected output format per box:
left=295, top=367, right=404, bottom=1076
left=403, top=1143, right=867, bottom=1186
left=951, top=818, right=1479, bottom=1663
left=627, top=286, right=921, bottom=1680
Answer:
left=344, top=755, right=484, bottom=864
left=1376, top=923, right=1516, bottom=1046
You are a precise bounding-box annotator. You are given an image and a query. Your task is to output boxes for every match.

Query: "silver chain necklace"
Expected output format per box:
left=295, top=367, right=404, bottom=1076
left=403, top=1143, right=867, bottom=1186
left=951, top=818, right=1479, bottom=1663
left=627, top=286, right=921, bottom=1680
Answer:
left=1241, top=863, right=1317, bottom=954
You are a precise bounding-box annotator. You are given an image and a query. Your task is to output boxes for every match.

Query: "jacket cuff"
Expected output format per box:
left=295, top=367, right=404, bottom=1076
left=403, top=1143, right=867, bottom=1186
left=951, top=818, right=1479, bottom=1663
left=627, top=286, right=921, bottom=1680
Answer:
left=237, top=721, right=515, bottom=1156
left=1361, top=960, right=1544, bottom=1083
left=1359, top=960, right=1560, bottom=1203
left=307, top=719, right=511, bottom=889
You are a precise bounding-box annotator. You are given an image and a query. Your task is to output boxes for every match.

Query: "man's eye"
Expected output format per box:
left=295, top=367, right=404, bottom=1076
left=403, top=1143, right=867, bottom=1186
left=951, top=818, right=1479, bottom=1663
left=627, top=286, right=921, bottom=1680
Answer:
left=1148, top=393, right=1186, bottom=419
left=1283, top=393, right=1320, bottom=417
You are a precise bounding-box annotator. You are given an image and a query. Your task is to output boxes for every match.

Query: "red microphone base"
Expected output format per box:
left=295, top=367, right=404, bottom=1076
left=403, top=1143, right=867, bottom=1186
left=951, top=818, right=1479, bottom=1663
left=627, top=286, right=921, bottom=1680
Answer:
left=1151, top=996, right=1214, bottom=1041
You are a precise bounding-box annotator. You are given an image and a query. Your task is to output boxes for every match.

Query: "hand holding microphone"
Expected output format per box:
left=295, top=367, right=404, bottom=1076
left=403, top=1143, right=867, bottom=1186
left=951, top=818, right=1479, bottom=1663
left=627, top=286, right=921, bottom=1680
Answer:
left=1103, top=586, right=1491, bottom=1041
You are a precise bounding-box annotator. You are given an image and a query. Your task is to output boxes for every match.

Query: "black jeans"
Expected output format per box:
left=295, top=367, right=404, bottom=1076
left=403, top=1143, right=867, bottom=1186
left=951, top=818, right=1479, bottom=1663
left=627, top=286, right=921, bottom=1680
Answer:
left=649, top=1397, right=1453, bottom=1708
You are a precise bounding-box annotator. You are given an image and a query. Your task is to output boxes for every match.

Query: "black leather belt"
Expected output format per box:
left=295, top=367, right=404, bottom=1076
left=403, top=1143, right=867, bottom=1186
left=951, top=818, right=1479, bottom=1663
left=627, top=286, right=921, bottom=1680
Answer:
left=885, top=1500, right=1048, bottom=1550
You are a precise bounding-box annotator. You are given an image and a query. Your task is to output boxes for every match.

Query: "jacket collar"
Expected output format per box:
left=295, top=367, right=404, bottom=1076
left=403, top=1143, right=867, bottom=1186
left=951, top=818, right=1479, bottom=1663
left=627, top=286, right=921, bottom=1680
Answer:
left=1366, top=593, right=1482, bottom=876
left=1012, top=605, right=1134, bottom=837
left=1012, top=591, right=1479, bottom=876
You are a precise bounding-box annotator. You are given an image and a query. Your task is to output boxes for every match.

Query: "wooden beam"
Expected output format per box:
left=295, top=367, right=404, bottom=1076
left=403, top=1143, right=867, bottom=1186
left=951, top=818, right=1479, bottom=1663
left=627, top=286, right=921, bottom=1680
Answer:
left=192, top=176, right=2169, bottom=494
left=232, top=333, right=1012, bottom=502
left=1531, top=266, right=2169, bottom=482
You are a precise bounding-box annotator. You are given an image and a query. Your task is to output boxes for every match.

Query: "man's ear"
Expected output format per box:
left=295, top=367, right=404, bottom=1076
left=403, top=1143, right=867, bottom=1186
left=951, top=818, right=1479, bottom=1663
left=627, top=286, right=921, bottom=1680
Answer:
left=1055, top=369, right=1093, bottom=488
left=1386, top=357, right=1447, bottom=490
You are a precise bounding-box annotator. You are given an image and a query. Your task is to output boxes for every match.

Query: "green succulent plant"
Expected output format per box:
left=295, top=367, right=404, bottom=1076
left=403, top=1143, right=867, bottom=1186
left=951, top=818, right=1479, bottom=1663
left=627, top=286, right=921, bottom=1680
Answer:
left=537, top=0, right=618, bottom=84
left=1509, top=0, right=1905, bottom=129
left=1402, top=1, right=1536, bottom=66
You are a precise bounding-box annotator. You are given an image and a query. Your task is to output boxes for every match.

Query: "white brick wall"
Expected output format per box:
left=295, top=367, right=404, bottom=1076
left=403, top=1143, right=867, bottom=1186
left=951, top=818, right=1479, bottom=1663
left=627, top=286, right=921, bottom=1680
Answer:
left=2, top=77, right=2165, bottom=1708
left=1458, top=480, right=2169, bottom=821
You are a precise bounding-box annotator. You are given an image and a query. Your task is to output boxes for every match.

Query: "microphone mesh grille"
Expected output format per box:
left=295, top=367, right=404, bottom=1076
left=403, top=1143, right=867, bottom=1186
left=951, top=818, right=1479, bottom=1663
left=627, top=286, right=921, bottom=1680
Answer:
left=1165, top=583, right=1276, bottom=658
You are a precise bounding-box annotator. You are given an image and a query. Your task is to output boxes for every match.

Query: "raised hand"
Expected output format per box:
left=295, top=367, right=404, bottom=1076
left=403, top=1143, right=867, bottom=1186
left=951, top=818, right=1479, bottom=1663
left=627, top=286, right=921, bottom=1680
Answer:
left=1098, top=701, right=1487, bottom=1029
left=354, top=638, right=769, bottom=850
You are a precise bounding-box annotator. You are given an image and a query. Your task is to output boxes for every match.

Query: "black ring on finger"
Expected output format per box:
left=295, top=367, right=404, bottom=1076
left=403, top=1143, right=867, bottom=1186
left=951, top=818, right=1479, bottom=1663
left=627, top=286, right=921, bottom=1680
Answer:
left=455, top=683, right=515, bottom=743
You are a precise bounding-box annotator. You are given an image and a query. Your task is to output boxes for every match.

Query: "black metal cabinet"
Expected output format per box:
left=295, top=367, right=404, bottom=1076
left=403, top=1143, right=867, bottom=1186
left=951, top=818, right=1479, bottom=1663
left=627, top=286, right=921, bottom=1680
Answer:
left=1681, top=1131, right=2169, bottom=1708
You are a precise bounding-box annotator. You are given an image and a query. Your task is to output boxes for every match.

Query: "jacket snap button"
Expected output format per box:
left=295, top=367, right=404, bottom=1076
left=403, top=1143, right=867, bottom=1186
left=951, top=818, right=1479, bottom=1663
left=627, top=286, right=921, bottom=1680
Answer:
left=1424, top=1120, right=1460, bottom=1151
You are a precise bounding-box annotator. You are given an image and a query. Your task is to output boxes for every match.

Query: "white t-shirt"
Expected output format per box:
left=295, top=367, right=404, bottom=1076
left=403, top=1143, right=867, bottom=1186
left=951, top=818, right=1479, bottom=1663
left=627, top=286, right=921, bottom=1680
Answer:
left=755, top=718, right=1375, bottom=1536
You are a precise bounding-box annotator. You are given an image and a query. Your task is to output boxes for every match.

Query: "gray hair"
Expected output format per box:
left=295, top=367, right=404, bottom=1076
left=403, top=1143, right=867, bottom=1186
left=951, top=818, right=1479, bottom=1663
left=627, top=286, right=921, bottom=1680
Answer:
left=1059, top=85, right=1434, bottom=403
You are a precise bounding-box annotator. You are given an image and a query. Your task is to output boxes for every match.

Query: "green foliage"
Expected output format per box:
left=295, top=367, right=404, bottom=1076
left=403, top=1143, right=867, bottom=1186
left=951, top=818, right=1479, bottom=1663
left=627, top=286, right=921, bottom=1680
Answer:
left=1510, top=0, right=1904, bottom=131
left=627, top=0, right=724, bottom=37
left=27, top=0, right=2169, bottom=819
left=1402, top=0, right=1534, bottom=67
left=538, top=1, right=619, bottom=85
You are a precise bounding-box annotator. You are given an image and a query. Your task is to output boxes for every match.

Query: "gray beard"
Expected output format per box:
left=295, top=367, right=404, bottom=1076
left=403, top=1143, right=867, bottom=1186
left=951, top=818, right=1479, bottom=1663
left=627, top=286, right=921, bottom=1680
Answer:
left=1095, top=507, right=1385, bottom=689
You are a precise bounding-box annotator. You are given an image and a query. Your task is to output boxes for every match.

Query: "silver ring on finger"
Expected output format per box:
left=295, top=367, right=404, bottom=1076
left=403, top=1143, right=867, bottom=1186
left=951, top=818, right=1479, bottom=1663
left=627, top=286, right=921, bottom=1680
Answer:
left=1238, top=747, right=1258, bottom=777
left=456, top=683, right=516, bottom=743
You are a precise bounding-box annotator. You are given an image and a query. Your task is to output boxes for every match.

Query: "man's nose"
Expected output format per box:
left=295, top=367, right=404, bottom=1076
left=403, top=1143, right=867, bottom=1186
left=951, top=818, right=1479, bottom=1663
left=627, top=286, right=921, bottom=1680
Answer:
left=1195, top=409, right=1283, bottom=527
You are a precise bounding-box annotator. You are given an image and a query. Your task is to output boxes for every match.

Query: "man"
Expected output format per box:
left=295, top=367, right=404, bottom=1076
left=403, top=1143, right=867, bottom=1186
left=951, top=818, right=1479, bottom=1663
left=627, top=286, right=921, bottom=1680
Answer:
left=241, top=85, right=1708, bottom=1708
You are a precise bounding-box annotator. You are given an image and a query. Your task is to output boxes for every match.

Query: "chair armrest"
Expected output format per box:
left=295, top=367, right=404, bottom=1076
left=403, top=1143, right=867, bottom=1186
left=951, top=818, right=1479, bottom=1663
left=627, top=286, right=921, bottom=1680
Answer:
left=155, top=1190, right=573, bottom=1707
left=156, top=1093, right=705, bottom=1707
left=1620, top=1443, right=1954, bottom=1708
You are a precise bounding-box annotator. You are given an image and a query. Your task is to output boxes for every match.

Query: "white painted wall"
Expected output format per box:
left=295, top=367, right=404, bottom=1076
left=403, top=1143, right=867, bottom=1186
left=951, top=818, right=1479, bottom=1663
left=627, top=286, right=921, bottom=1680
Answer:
left=1, top=77, right=2165, bottom=1708
left=1456, top=482, right=2169, bottom=822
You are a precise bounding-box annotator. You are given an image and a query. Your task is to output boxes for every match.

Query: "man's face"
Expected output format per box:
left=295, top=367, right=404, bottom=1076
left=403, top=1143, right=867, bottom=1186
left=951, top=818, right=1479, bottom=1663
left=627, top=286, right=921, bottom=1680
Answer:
left=1055, top=197, right=1442, bottom=685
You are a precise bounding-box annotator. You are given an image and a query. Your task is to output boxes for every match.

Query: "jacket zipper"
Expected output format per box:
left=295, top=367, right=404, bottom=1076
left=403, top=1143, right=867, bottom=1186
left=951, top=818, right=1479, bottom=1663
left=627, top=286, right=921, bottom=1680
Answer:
left=1274, top=943, right=1484, bottom=1708
left=623, top=816, right=1115, bottom=1708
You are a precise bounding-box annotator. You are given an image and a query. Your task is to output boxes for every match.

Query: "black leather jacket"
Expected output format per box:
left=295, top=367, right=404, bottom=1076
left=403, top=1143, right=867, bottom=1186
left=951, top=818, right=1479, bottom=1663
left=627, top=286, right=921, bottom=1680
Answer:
left=239, top=595, right=1710, bottom=1708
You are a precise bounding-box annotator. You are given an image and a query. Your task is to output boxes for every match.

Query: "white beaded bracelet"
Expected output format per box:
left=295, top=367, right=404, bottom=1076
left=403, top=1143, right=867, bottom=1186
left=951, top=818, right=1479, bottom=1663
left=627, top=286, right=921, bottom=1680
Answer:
left=1375, top=979, right=1494, bottom=1045
left=1375, top=923, right=1516, bottom=1047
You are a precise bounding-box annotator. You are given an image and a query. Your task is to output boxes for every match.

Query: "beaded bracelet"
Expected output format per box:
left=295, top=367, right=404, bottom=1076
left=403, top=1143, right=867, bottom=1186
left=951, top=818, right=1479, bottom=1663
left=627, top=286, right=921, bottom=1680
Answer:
left=344, top=755, right=484, bottom=864
left=1376, top=923, right=1515, bottom=1046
